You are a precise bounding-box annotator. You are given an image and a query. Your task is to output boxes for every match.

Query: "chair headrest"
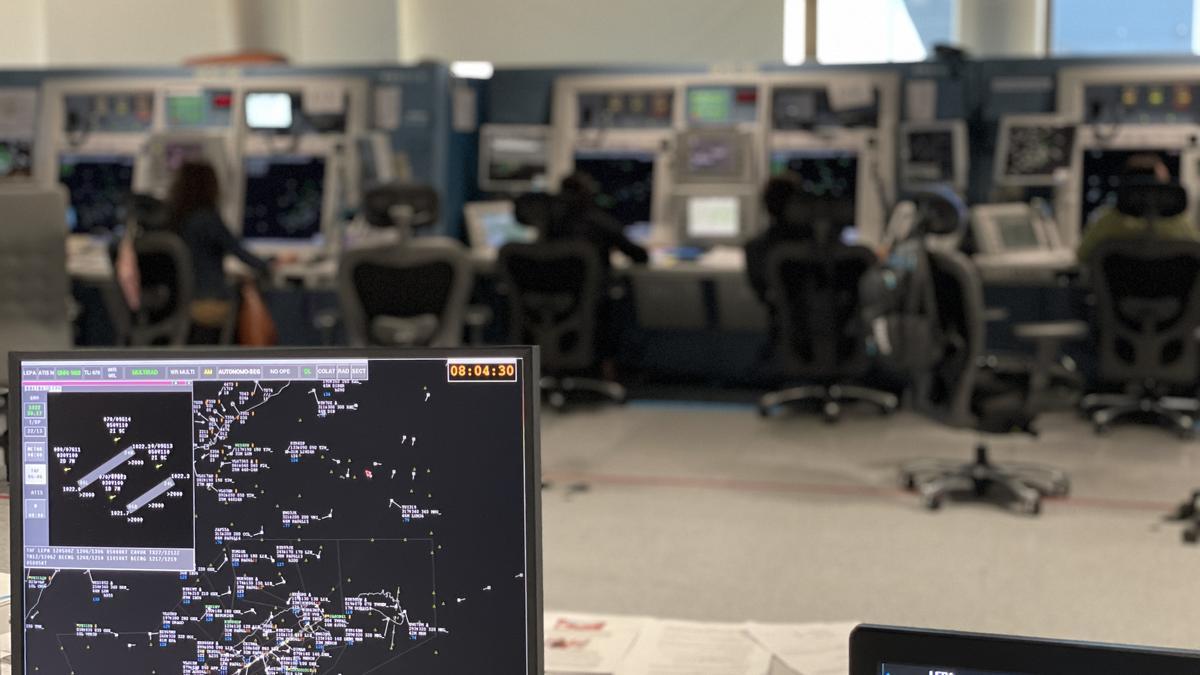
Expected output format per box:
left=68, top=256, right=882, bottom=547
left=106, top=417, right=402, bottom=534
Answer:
left=1116, top=180, right=1187, bottom=219
left=513, top=192, right=557, bottom=228
left=363, top=183, right=440, bottom=229
left=127, top=193, right=168, bottom=231
left=764, top=172, right=856, bottom=244
left=906, top=185, right=968, bottom=236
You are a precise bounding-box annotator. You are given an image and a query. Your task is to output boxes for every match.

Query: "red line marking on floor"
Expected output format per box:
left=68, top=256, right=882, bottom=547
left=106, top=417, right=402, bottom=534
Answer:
left=541, top=471, right=1179, bottom=513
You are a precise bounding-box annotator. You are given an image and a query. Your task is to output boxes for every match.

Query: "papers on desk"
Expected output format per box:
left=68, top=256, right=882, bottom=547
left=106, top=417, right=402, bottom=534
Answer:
left=745, top=621, right=858, bottom=675
left=1, top=571, right=11, bottom=675
left=622, top=619, right=774, bottom=675
left=66, top=235, right=114, bottom=282
left=546, top=612, right=647, bottom=674
left=545, top=611, right=849, bottom=675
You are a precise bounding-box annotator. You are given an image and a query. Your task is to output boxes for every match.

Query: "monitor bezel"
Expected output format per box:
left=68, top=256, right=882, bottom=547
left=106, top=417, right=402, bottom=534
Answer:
left=238, top=150, right=336, bottom=250
left=673, top=129, right=754, bottom=185
left=243, top=91, right=297, bottom=132
left=56, top=150, right=138, bottom=238
left=673, top=192, right=755, bottom=247
left=970, top=202, right=1058, bottom=256
left=899, top=119, right=968, bottom=193
left=478, top=124, right=552, bottom=194
left=8, top=346, right=544, bottom=675
left=571, top=148, right=659, bottom=228
left=850, top=624, right=1200, bottom=675
left=1054, top=124, right=1200, bottom=249
left=992, top=113, right=1078, bottom=188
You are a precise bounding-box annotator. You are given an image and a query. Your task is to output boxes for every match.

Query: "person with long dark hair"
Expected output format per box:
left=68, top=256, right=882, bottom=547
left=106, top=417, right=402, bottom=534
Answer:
left=167, top=161, right=271, bottom=343
left=543, top=171, right=650, bottom=268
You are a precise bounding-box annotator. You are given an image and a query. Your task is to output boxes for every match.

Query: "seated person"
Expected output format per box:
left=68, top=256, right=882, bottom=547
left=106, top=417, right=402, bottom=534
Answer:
left=745, top=171, right=855, bottom=353
left=744, top=171, right=846, bottom=305
left=539, top=172, right=650, bottom=269
left=520, top=172, right=649, bottom=380
left=165, top=161, right=273, bottom=343
left=1077, top=153, right=1200, bottom=263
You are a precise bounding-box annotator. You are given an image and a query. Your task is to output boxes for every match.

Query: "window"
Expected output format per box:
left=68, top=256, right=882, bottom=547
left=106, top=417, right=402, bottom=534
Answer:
left=784, top=0, right=956, bottom=64
left=1051, top=0, right=1195, bottom=55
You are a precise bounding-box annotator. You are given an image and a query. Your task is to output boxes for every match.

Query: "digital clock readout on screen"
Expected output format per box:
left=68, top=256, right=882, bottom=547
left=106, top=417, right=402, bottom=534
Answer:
left=447, top=361, right=520, bottom=382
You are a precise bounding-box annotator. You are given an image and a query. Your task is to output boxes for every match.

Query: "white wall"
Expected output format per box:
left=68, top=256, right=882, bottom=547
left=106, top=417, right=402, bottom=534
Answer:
left=398, top=0, right=785, bottom=66
left=0, top=0, right=46, bottom=66
left=957, top=0, right=1047, bottom=57
left=3, top=0, right=401, bottom=67
left=42, top=0, right=238, bottom=66
left=296, top=0, right=398, bottom=64
left=10, top=0, right=784, bottom=68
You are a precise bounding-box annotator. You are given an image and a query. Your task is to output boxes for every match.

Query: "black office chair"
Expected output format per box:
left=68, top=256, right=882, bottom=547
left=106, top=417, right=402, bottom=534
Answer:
left=123, top=231, right=194, bottom=346
left=757, top=241, right=899, bottom=420
left=338, top=238, right=474, bottom=347
left=0, top=186, right=73, bottom=480
left=1080, top=182, right=1200, bottom=438
left=497, top=240, right=625, bottom=409
left=899, top=194, right=1079, bottom=514
left=362, top=183, right=440, bottom=233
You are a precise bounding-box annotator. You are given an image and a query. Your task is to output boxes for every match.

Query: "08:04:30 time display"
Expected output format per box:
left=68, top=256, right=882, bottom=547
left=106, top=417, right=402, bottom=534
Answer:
left=447, top=362, right=518, bottom=382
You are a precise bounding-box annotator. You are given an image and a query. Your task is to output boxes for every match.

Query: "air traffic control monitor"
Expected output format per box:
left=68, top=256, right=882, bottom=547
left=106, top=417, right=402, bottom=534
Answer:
left=11, top=349, right=543, bottom=674
left=686, top=85, right=759, bottom=127
left=770, top=148, right=859, bottom=201
left=899, top=120, right=967, bottom=192
left=479, top=125, right=551, bottom=193
left=770, top=148, right=860, bottom=235
left=58, top=153, right=136, bottom=236
left=994, top=114, right=1077, bottom=186
left=573, top=150, right=656, bottom=229
left=241, top=154, right=328, bottom=243
left=1080, top=147, right=1182, bottom=229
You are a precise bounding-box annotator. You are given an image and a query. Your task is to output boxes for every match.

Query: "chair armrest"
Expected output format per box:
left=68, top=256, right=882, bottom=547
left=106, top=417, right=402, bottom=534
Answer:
left=1010, top=320, right=1088, bottom=409
left=984, top=307, right=1010, bottom=323
left=1012, top=320, right=1088, bottom=343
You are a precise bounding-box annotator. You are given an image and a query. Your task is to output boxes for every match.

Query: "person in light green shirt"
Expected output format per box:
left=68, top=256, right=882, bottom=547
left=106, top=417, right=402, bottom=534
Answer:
left=1077, top=154, right=1200, bottom=264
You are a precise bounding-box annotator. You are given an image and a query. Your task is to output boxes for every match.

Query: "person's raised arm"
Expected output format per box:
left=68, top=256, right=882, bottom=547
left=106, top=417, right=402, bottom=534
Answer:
left=207, top=213, right=271, bottom=274
left=593, top=209, right=649, bottom=264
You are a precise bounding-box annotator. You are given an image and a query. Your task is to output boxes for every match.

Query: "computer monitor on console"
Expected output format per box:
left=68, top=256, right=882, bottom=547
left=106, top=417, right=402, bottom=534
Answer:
left=10, top=348, right=543, bottom=674
left=572, top=149, right=656, bottom=231
left=58, top=152, right=136, bottom=237
left=994, top=114, right=1077, bottom=187
left=899, top=120, right=967, bottom=192
left=769, top=148, right=860, bottom=237
left=240, top=153, right=333, bottom=251
left=850, top=624, right=1200, bottom=675
left=479, top=125, right=551, bottom=194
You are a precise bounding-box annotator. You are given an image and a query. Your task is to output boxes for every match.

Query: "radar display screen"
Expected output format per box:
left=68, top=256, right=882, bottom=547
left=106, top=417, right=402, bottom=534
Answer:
left=241, top=155, right=326, bottom=241
left=14, top=351, right=540, bottom=674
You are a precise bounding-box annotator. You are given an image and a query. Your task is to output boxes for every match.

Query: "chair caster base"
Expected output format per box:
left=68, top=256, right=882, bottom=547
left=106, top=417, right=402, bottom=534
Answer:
left=901, top=444, right=1065, bottom=516
left=758, top=384, right=898, bottom=421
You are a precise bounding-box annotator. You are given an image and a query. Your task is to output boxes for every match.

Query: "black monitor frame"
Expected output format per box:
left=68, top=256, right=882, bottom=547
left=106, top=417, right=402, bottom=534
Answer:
left=9, top=347, right=544, bottom=675
left=850, top=624, right=1200, bottom=675
left=57, top=151, right=136, bottom=236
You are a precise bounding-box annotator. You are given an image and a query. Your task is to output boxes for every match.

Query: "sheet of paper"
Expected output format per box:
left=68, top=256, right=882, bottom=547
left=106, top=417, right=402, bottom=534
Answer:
left=453, top=84, right=478, bottom=132
left=745, top=621, right=858, bottom=675
left=620, top=619, right=772, bottom=675
left=303, top=82, right=346, bottom=115
left=373, top=85, right=403, bottom=130
left=906, top=79, right=938, bottom=122
left=544, top=611, right=648, bottom=674
left=0, top=88, right=38, bottom=140
left=827, top=78, right=874, bottom=112
left=1, top=572, right=11, bottom=675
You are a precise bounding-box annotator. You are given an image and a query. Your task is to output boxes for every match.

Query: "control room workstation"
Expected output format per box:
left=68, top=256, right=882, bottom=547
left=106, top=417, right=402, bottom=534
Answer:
left=10, top=9, right=1200, bottom=673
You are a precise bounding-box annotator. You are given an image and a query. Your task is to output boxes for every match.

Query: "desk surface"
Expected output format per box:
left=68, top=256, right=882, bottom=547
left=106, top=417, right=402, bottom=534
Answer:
left=68, top=240, right=1083, bottom=290
left=0, top=600, right=844, bottom=675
